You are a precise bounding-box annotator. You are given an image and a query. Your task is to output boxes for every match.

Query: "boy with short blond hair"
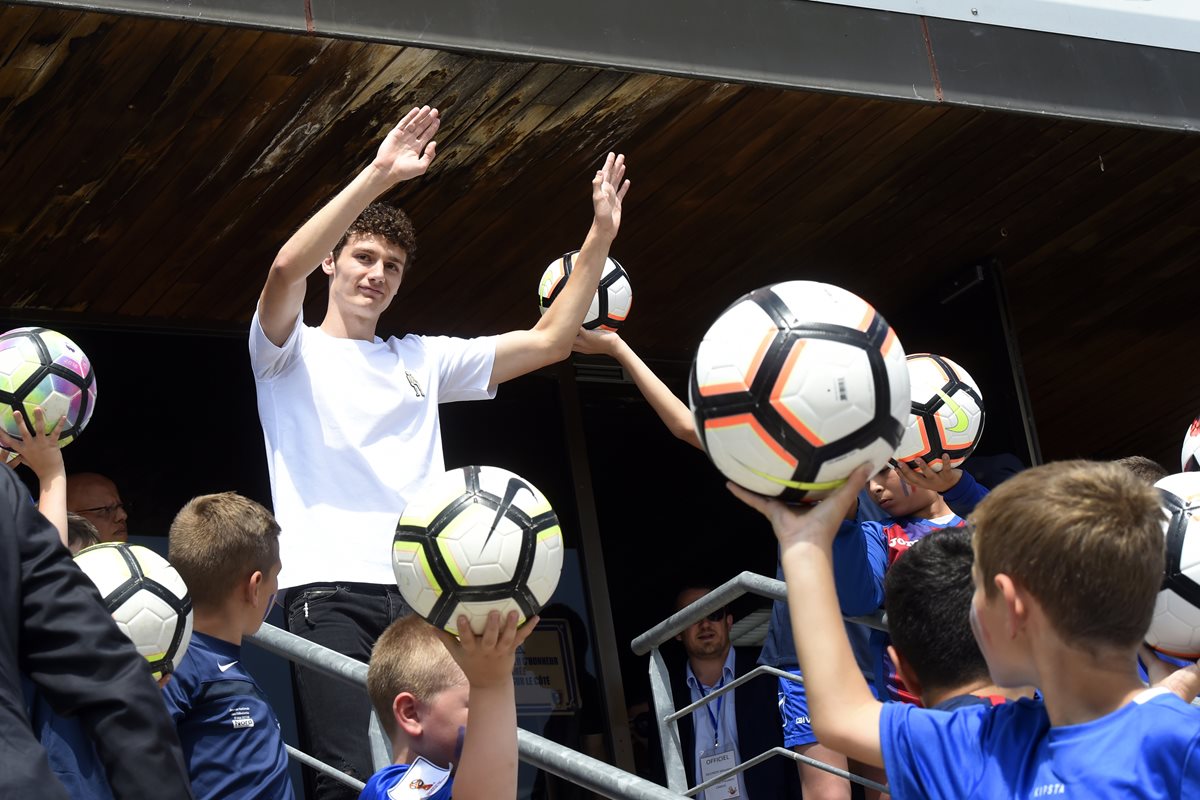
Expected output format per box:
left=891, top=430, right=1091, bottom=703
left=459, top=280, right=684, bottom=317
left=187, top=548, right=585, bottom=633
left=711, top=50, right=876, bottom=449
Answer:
left=362, top=610, right=536, bottom=800
left=733, top=460, right=1200, bottom=798
left=164, top=492, right=293, bottom=799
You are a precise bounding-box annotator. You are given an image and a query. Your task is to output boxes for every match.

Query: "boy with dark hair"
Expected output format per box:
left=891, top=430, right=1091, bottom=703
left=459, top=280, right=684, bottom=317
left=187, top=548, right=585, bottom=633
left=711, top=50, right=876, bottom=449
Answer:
left=362, top=610, right=536, bottom=800
left=882, top=527, right=1025, bottom=710
left=164, top=492, right=293, bottom=799
left=733, top=460, right=1200, bottom=798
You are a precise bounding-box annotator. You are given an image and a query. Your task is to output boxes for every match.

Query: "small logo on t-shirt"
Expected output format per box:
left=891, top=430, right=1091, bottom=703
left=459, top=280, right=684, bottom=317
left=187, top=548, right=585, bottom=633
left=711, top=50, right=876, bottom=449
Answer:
left=229, top=706, right=255, bottom=730
left=386, top=756, right=451, bottom=799
left=218, top=660, right=239, bottom=672
left=1031, top=783, right=1065, bottom=796
left=405, top=371, right=425, bottom=398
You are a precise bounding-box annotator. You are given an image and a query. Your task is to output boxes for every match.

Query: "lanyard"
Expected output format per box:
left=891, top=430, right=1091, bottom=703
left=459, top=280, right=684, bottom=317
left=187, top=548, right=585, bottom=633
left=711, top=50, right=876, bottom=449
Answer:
left=699, top=677, right=726, bottom=748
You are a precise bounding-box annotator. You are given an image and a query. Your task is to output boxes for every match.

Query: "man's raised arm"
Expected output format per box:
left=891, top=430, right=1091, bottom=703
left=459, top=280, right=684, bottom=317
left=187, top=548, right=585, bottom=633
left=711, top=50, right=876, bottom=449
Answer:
left=257, top=106, right=440, bottom=346
left=489, top=152, right=630, bottom=387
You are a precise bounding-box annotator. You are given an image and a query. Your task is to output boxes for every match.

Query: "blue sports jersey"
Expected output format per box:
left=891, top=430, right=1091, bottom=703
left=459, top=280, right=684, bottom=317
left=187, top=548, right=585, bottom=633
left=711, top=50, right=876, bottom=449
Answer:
left=882, top=688, right=1200, bottom=798
left=831, top=471, right=989, bottom=702
left=161, top=631, right=294, bottom=800
left=759, top=490, right=885, bottom=671
left=358, top=758, right=453, bottom=800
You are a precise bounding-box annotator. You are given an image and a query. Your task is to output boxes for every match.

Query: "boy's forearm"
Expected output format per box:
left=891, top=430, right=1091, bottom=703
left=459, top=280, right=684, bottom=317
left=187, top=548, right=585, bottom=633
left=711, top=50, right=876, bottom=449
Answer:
left=271, top=165, right=394, bottom=281
left=610, top=338, right=702, bottom=449
left=535, top=224, right=614, bottom=346
left=37, top=469, right=68, bottom=547
left=450, top=684, right=519, bottom=800
left=782, top=538, right=884, bottom=765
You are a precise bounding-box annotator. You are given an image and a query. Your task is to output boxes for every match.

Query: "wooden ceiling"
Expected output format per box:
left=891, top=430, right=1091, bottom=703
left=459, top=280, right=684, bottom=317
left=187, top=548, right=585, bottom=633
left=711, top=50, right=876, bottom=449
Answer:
left=2, top=3, right=1198, bottom=469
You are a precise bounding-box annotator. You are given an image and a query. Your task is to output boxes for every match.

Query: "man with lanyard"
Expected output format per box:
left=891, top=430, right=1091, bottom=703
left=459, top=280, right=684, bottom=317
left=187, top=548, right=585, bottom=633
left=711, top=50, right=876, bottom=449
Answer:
left=669, top=586, right=801, bottom=800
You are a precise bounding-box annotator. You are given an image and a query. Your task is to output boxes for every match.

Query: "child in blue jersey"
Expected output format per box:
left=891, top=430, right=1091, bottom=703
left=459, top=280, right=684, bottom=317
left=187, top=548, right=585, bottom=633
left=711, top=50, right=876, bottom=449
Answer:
left=733, top=459, right=1200, bottom=799
left=883, top=527, right=1029, bottom=710
left=572, top=327, right=888, bottom=799
left=164, top=492, right=294, bottom=800
left=360, top=610, right=537, bottom=800
left=832, top=457, right=989, bottom=704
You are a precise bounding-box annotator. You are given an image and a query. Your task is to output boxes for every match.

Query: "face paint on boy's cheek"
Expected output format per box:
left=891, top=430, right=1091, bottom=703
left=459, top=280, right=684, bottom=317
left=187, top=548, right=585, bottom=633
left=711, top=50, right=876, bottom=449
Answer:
left=453, top=725, right=466, bottom=765
left=899, top=479, right=911, bottom=498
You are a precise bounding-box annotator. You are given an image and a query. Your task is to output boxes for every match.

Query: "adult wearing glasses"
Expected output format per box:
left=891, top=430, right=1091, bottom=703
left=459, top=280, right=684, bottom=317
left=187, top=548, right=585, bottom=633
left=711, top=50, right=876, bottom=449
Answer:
left=66, top=473, right=128, bottom=543
left=669, top=585, right=801, bottom=800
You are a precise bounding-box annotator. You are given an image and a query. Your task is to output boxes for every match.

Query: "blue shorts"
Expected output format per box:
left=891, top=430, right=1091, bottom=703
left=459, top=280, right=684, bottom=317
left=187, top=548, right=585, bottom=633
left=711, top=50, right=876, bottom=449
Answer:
left=778, top=668, right=882, bottom=748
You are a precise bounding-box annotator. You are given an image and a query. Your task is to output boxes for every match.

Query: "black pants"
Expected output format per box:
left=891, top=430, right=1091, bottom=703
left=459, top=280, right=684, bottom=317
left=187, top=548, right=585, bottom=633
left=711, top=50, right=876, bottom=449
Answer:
left=284, top=583, right=412, bottom=800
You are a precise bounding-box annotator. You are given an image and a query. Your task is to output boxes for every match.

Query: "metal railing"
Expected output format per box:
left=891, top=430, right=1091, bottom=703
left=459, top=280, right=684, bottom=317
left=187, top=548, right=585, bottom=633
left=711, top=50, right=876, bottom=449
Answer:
left=247, top=623, right=691, bottom=800
left=631, top=571, right=890, bottom=797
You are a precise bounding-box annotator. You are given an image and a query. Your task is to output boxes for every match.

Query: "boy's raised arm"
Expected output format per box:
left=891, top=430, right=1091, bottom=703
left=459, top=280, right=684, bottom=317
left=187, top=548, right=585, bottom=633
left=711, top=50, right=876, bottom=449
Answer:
left=490, top=154, right=630, bottom=387
left=572, top=329, right=701, bottom=449
left=439, top=610, right=538, bottom=800
left=729, top=466, right=885, bottom=767
left=258, top=106, right=440, bottom=346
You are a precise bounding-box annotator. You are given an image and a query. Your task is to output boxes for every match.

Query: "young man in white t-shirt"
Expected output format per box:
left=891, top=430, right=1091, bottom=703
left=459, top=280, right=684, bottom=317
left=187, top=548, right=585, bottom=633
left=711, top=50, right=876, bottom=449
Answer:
left=249, top=105, right=630, bottom=799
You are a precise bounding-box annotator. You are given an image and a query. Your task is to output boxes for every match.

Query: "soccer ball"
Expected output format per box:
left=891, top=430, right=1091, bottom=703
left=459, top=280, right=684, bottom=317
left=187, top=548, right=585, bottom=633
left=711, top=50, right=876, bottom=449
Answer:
left=893, top=353, right=985, bottom=472
left=1182, top=416, right=1200, bottom=473
left=688, top=281, right=910, bottom=503
left=537, top=251, right=632, bottom=331
left=74, top=543, right=193, bottom=680
left=0, top=327, right=96, bottom=448
left=1146, top=472, right=1200, bottom=659
left=393, top=465, right=564, bottom=636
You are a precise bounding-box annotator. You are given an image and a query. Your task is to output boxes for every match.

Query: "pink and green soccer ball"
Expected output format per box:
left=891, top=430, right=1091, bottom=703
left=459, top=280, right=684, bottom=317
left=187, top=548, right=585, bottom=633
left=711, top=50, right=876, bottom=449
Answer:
left=0, top=327, right=97, bottom=449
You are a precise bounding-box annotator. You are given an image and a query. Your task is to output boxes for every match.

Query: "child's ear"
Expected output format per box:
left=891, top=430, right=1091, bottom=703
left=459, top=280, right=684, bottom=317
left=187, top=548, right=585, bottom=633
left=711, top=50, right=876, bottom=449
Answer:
left=245, top=570, right=264, bottom=606
left=394, top=692, right=422, bottom=737
left=994, top=573, right=1027, bottom=635
left=321, top=253, right=336, bottom=276
left=888, top=645, right=923, bottom=701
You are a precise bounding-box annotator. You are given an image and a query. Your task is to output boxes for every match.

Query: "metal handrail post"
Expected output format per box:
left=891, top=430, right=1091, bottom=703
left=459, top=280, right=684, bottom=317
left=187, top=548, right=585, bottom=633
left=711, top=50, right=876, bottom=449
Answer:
left=648, top=647, right=688, bottom=794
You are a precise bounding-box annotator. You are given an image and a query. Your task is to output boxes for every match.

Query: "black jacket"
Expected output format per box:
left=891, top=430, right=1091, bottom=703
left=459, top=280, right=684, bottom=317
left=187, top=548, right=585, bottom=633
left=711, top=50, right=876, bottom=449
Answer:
left=0, top=467, right=194, bottom=799
left=670, top=646, right=802, bottom=799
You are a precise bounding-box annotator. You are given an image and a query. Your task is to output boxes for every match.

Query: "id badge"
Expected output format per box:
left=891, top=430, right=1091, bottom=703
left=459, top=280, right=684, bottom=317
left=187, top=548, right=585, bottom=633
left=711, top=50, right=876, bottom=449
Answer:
left=699, top=744, right=742, bottom=799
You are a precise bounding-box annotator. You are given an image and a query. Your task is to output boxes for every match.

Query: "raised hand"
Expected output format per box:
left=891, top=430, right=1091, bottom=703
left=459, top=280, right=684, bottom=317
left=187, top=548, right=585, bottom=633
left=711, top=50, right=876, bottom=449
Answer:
left=592, top=152, right=630, bottom=239
left=572, top=328, right=621, bottom=356
left=371, top=105, right=440, bottom=184
left=439, top=611, right=539, bottom=690
left=0, top=407, right=66, bottom=479
left=895, top=455, right=962, bottom=493
left=728, top=464, right=873, bottom=549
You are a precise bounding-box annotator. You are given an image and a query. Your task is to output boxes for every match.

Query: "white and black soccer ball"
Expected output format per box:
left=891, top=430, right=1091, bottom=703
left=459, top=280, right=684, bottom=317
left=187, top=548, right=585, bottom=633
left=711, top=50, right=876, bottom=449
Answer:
left=393, top=465, right=564, bottom=636
left=74, top=543, right=193, bottom=680
left=1146, top=472, right=1200, bottom=660
left=537, top=251, right=632, bottom=331
left=1182, top=416, right=1200, bottom=473
left=893, top=353, right=985, bottom=472
left=688, top=280, right=910, bottom=503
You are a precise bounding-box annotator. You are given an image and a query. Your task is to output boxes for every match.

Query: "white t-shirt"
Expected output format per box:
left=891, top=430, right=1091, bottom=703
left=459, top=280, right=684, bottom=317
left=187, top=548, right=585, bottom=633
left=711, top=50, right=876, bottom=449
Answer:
left=249, top=310, right=497, bottom=589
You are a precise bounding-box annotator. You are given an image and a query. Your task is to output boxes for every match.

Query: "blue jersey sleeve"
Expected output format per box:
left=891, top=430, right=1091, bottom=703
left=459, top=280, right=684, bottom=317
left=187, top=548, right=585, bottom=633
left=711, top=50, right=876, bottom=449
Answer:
left=941, top=469, right=988, bottom=518
left=880, top=701, right=988, bottom=798
left=832, top=520, right=888, bottom=617
left=1183, top=728, right=1200, bottom=798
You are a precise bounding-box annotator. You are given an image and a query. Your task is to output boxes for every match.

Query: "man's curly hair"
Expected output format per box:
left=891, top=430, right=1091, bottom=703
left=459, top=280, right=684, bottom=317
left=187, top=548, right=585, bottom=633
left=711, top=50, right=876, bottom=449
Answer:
left=332, top=203, right=417, bottom=268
